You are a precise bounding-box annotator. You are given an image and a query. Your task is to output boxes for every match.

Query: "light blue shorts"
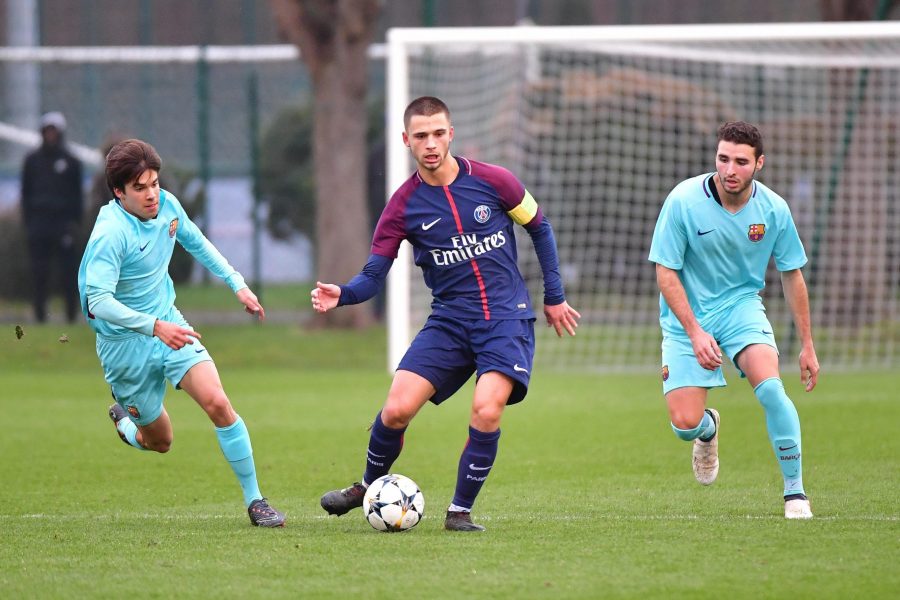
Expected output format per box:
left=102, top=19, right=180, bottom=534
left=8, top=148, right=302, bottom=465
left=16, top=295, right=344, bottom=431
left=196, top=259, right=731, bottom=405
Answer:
left=97, top=308, right=211, bottom=426
left=660, top=298, right=778, bottom=394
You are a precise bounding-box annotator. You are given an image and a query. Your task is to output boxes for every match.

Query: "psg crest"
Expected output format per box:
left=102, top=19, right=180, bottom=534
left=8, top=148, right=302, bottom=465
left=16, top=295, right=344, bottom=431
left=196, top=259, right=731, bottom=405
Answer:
left=474, top=205, right=491, bottom=224
left=748, top=224, right=766, bottom=242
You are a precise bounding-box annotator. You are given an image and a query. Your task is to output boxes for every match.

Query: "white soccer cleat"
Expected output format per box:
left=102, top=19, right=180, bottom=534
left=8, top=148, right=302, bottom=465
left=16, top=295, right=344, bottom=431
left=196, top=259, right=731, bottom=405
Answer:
left=692, top=408, right=720, bottom=485
left=784, top=497, right=813, bottom=519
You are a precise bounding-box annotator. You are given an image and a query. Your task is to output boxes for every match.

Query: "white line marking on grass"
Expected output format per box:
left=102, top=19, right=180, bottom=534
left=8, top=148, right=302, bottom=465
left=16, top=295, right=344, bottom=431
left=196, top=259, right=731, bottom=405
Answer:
left=312, top=513, right=898, bottom=522
left=12, top=513, right=232, bottom=520
left=4, top=513, right=897, bottom=522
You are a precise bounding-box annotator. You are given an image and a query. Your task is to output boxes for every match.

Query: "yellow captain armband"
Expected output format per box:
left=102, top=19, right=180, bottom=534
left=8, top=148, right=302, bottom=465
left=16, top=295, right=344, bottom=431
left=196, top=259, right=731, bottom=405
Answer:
left=507, top=190, right=539, bottom=225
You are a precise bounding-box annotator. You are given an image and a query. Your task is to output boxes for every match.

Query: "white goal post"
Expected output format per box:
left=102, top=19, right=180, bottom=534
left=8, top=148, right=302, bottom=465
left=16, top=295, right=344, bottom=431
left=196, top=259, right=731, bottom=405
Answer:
left=385, top=21, right=900, bottom=373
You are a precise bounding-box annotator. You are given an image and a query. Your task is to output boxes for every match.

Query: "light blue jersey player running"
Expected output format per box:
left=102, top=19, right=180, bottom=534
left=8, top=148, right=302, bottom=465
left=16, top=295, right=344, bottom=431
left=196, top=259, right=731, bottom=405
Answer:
left=648, top=121, right=820, bottom=519
left=78, top=139, right=284, bottom=527
left=312, top=97, right=580, bottom=532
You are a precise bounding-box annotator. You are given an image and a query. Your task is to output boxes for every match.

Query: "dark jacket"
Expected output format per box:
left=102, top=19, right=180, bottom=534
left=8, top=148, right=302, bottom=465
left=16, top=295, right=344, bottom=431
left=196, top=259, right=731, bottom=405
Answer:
left=21, top=141, right=84, bottom=234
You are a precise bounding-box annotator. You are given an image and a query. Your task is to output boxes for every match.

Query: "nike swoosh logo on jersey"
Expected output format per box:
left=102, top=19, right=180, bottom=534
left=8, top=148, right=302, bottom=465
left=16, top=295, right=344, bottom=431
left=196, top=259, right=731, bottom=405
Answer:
left=762, top=330, right=773, bottom=335
left=697, top=229, right=716, bottom=236
left=140, top=242, right=150, bottom=251
left=194, top=348, right=205, bottom=353
left=469, top=464, right=493, bottom=471
left=513, top=364, right=528, bottom=373
left=421, top=218, right=441, bottom=230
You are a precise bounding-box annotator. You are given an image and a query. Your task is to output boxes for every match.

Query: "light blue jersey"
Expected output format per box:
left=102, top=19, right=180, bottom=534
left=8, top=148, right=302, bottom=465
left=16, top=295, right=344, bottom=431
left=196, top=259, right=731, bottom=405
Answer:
left=648, top=174, right=807, bottom=336
left=78, top=188, right=245, bottom=337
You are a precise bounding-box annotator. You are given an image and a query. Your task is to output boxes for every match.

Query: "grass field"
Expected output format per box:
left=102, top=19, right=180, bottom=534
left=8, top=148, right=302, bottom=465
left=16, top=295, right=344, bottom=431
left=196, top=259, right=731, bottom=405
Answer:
left=1, top=322, right=897, bottom=599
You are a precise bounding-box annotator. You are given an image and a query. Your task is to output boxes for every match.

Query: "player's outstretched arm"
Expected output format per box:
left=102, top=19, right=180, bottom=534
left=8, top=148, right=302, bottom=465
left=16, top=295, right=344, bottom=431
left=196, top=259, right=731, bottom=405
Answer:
left=153, top=319, right=202, bottom=350
left=544, top=301, right=580, bottom=337
left=311, top=281, right=341, bottom=313
left=236, top=287, right=265, bottom=320
left=781, top=269, right=819, bottom=391
left=310, top=254, right=393, bottom=313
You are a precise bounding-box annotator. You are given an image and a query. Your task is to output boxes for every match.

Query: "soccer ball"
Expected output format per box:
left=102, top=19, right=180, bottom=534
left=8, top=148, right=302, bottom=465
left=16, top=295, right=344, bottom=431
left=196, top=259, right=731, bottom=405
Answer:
left=363, top=474, right=425, bottom=532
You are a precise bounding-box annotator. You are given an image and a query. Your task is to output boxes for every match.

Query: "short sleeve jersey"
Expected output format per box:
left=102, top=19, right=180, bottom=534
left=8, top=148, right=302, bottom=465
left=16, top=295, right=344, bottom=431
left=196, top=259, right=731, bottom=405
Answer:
left=78, top=188, right=244, bottom=337
left=373, top=156, right=541, bottom=321
left=648, top=173, right=807, bottom=335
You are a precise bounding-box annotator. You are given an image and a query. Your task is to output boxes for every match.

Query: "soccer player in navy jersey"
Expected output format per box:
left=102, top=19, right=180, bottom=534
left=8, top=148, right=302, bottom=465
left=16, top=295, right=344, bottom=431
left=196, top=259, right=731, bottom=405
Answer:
left=648, top=121, right=820, bottom=519
left=312, top=96, right=580, bottom=531
left=78, top=139, right=284, bottom=527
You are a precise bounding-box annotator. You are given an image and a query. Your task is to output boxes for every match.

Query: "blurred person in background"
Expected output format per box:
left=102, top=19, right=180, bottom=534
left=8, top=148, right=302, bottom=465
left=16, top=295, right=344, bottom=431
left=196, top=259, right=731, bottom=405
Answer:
left=20, top=111, right=84, bottom=323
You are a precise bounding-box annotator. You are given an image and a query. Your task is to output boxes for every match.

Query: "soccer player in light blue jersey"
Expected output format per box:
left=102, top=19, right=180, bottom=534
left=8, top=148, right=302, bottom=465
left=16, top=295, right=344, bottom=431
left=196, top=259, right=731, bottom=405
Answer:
left=648, top=121, right=820, bottom=519
left=312, top=96, right=580, bottom=531
left=78, top=139, right=284, bottom=527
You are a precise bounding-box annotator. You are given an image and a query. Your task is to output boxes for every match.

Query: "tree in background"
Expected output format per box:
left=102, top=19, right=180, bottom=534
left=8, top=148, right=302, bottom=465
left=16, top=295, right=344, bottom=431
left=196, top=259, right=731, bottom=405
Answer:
left=270, top=0, right=383, bottom=328
left=258, top=105, right=316, bottom=242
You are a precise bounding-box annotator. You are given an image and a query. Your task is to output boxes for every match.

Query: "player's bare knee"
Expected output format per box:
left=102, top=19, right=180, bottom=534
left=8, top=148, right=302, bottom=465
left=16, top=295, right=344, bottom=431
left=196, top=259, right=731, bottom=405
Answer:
left=202, top=391, right=235, bottom=424
left=471, top=404, right=503, bottom=431
left=144, top=434, right=172, bottom=453
left=153, top=440, right=172, bottom=453
left=380, top=404, right=413, bottom=429
left=669, top=410, right=704, bottom=430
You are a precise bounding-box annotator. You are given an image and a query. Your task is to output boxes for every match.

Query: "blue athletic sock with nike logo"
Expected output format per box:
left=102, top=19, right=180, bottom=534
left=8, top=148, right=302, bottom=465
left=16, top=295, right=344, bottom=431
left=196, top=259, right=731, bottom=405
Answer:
left=362, top=411, right=406, bottom=486
left=451, top=426, right=501, bottom=511
left=754, top=377, right=805, bottom=496
left=215, top=415, right=262, bottom=507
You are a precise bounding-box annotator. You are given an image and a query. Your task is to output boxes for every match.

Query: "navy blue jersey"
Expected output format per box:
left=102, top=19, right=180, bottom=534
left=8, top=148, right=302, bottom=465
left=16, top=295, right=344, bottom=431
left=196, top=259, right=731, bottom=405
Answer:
left=373, top=157, right=543, bottom=320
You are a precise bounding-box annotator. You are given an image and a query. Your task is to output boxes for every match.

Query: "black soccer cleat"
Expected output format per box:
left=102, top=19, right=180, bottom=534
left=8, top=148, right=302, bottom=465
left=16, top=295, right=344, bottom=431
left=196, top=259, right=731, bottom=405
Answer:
left=248, top=498, right=286, bottom=527
left=320, top=482, right=366, bottom=516
left=108, top=403, right=131, bottom=446
left=444, top=510, right=486, bottom=532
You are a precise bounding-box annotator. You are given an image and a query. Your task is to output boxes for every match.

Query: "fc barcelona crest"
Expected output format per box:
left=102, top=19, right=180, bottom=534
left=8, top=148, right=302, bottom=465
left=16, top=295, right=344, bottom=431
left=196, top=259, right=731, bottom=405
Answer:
left=748, top=223, right=766, bottom=242
left=127, top=405, right=141, bottom=419
left=168, top=218, right=179, bottom=238
left=662, top=365, right=670, bottom=382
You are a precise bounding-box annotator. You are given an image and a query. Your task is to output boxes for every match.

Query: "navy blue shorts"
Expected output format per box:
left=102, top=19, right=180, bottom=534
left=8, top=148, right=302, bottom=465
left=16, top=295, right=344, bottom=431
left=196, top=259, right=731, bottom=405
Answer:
left=397, top=315, right=536, bottom=405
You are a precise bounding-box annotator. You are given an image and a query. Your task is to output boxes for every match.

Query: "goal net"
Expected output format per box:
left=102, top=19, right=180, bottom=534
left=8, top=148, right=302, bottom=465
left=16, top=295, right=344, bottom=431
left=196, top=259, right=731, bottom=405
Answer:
left=386, top=22, right=900, bottom=373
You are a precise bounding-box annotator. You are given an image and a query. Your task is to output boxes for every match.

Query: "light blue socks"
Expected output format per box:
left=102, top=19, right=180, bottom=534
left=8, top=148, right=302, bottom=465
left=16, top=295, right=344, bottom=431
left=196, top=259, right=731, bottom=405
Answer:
left=216, top=416, right=263, bottom=507
left=115, top=416, right=146, bottom=450
left=671, top=410, right=717, bottom=441
left=754, top=377, right=805, bottom=496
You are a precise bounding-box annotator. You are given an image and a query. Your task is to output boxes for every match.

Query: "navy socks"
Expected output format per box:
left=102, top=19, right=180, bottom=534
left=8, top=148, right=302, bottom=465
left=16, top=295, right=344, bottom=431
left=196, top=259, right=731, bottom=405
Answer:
left=450, top=426, right=501, bottom=511
left=362, top=411, right=406, bottom=486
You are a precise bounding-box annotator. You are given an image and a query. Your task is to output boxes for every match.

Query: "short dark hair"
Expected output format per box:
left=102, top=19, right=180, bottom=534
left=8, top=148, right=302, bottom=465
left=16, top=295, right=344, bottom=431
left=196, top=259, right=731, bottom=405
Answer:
left=105, top=139, right=162, bottom=195
left=403, top=96, right=450, bottom=129
left=717, top=121, right=764, bottom=158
